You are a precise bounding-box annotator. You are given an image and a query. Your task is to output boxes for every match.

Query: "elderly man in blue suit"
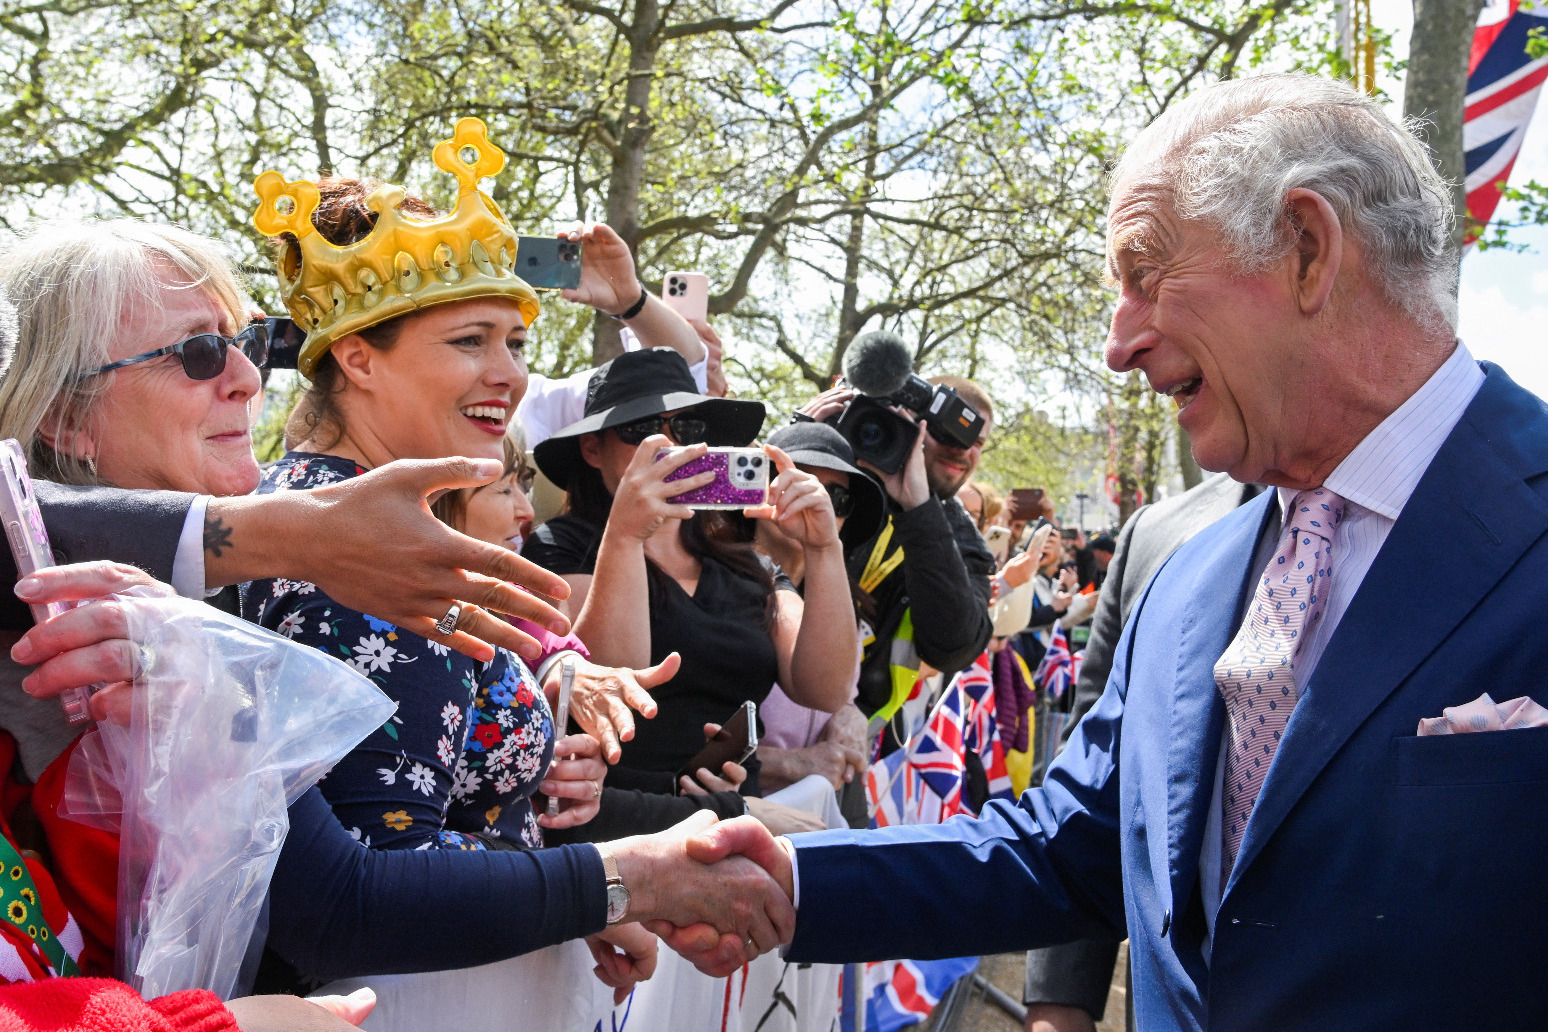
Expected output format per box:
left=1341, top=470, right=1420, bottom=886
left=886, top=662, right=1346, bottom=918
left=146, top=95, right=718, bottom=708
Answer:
left=617, top=72, right=1548, bottom=1030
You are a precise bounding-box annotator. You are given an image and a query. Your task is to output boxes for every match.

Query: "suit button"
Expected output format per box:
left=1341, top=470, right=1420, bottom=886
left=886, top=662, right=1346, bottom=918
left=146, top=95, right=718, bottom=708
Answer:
left=1161, top=908, right=1172, bottom=936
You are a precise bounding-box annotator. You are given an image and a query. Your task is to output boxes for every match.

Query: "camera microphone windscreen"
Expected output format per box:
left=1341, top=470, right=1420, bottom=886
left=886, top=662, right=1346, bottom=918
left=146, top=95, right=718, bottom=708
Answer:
left=842, top=331, right=914, bottom=398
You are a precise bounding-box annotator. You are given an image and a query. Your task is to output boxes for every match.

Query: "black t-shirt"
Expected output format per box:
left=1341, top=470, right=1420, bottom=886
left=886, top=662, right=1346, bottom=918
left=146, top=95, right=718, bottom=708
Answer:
left=524, top=515, right=794, bottom=786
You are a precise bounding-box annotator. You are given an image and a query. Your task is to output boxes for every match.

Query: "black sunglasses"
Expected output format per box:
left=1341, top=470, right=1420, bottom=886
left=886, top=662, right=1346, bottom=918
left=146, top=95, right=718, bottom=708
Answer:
left=76, top=322, right=270, bottom=383
left=825, top=482, right=856, bottom=519
left=612, top=411, right=710, bottom=446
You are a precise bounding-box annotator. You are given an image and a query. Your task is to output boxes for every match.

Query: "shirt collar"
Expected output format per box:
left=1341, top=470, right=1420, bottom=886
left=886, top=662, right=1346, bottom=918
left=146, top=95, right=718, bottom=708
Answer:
left=1278, top=340, right=1485, bottom=522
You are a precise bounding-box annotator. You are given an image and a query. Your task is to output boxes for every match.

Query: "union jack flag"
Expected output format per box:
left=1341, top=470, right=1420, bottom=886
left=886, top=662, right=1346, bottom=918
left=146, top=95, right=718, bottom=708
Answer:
left=1035, top=624, right=1079, bottom=701
left=1464, top=0, right=1548, bottom=243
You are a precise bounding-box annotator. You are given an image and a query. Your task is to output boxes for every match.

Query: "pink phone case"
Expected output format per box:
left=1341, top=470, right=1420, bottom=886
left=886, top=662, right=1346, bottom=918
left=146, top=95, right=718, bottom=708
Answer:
left=658, top=447, right=769, bottom=508
left=0, top=441, right=94, bottom=723
left=661, top=272, right=709, bottom=324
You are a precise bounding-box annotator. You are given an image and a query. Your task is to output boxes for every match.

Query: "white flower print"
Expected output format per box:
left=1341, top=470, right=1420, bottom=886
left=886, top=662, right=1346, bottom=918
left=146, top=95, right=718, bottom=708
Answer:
left=436, top=736, right=455, bottom=767
left=450, top=757, right=483, bottom=801
left=377, top=755, right=405, bottom=786
left=347, top=827, right=371, bottom=847
left=276, top=611, right=305, bottom=638
left=318, top=621, right=332, bottom=636
left=272, top=578, right=316, bottom=597
left=351, top=634, right=400, bottom=674
left=494, top=772, right=519, bottom=794
left=488, top=739, right=517, bottom=772
left=426, top=639, right=450, bottom=657
left=406, top=763, right=437, bottom=796
left=513, top=749, right=542, bottom=782
left=440, top=702, right=463, bottom=735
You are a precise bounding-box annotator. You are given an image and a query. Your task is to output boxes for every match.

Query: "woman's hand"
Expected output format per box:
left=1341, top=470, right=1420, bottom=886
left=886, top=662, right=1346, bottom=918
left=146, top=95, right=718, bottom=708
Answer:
left=585, top=922, right=658, bottom=1003
left=679, top=722, right=748, bottom=795
left=546, top=654, right=678, bottom=764
left=555, top=222, right=642, bottom=315
left=227, top=989, right=376, bottom=1030
left=744, top=445, right=840, bottom=550
left=537, top=733, right=607, bottom=829
left=9, top=562, right=176, bottom=726
left=607, top=435, right=715, bottom=542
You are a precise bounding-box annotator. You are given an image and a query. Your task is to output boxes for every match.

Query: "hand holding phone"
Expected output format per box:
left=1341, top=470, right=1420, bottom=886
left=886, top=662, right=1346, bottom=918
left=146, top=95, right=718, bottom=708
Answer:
left=657, top=447, right=769, bottom=509
left=515, top=236, right=584, bottom=290
left=675, top=701, right=757, bottom=793
left=660, top=272, right=709, bottom=323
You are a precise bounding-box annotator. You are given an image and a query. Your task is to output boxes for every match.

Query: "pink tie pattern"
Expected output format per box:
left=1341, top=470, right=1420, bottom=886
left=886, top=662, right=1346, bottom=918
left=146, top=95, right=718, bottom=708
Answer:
left=1215, top=488, right=1345, bottom=877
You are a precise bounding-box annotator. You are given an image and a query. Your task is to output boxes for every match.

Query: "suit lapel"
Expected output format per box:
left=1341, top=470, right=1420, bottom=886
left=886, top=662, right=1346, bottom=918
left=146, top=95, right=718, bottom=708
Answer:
left=1229, top=372, right=1548, bottom=885
left=1165, top=491, right=1276, bottom=904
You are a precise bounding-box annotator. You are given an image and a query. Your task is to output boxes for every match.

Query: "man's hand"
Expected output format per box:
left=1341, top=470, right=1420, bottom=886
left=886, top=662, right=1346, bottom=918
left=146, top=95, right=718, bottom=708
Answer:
left=9, top=562, right=175, bottom=726
left=611, top=812, right=795, bottom=975
left=211, top=457, right=574, bottom=663
left=537, top=733, right=607, bottom=829
left=586, top=922, right=658, bottom=1004
left=760, top=740, right=866, bottom=791
left=545, top=654, right=674, bottom=763
left=643, top=815, right=799, bottom=975
left=871, top=420, right=930, bottom=511
left=796, top=385, right=855, bottom=424
left=1001, top=549, right=1040, bottom=590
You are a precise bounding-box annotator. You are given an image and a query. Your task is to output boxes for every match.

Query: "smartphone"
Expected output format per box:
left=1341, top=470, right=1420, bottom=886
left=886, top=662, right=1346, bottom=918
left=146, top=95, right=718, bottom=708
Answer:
left=1008, top=487, right=1047, bottom=523
left=0, top=441, right=93, bottom=724
left=514, top=236, right=583, bottom=290
left=985, top=524, right=1013, bottom=563
left=675, top=700, right=758, bottom=792
left=660, top=271, right=709, bottom=323
left=656, top=446, right=770, bottom=509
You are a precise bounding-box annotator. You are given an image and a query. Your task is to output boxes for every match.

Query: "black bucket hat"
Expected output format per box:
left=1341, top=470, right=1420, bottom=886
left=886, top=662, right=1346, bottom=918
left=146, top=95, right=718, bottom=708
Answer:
left=767, top=421, right=886, bottom=550
left=533, top=348, right=766, bottom=487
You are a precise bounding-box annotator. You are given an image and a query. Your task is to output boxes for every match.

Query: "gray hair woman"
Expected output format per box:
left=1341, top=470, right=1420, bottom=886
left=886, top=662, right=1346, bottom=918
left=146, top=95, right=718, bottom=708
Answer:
left=0, top=219, right=265, bottom=496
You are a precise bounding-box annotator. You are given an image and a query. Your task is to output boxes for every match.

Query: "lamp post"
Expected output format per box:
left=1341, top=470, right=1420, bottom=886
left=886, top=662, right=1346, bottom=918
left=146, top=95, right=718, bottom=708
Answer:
left=1075, top=491, right=1090, bottom=531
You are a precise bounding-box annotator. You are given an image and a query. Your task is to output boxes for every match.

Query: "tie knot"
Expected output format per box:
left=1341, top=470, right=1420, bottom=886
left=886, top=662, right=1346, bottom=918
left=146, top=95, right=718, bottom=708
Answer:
left=1287, top=487, right=1345, bottom=540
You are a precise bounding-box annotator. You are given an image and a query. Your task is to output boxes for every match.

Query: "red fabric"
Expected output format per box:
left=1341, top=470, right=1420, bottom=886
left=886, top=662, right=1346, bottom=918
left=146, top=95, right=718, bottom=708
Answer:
left=0, top=979, right=237, bottom=1032
left=28, top=743, right=116, bottom=977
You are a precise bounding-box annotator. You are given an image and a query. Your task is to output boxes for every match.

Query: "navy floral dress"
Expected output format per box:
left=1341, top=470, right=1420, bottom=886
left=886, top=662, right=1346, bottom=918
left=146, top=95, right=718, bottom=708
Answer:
left=245, top=452, right=553, bottom=850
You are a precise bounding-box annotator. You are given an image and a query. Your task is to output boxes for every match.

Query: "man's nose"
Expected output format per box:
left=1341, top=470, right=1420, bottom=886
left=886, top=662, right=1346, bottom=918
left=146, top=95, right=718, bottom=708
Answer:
left=1105, top=296, right=1155, bottom=373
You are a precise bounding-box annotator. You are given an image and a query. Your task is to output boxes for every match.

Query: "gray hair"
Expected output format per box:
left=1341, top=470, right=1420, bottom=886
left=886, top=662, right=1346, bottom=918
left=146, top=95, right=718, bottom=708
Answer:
left=1113, top=74, right=1458, bottom=329
left=0, top=219, right=251, bottom=485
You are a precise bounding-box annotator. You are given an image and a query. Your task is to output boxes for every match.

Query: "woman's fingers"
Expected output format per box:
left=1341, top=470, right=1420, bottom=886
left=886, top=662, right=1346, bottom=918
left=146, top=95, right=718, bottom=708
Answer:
left=11, top=597, right=129, bottom=665
left=13, top=561, right=166, bottom=607
left=21, top=639, right=137, bottom=699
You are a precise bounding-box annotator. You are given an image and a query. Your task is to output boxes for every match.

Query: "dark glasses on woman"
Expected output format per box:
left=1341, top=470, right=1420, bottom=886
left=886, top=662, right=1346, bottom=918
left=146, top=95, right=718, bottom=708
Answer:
left=611, top=411, right=710, bottom=446
left=825, top=482, right=855, bottom=519
left=76, top=322, right=270, bottom=383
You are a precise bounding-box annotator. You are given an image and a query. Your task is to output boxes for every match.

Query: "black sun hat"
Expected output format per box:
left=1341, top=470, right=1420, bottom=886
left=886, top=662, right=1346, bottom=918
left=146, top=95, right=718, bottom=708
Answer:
left=533, top=348, right=766, bottom=487
left=766, top=421, right=886, bottom=550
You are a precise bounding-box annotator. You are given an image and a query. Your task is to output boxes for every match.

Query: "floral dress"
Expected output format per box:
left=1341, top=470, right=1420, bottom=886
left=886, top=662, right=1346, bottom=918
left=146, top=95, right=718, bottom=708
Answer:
left=245, top=452, right=553, bottom=850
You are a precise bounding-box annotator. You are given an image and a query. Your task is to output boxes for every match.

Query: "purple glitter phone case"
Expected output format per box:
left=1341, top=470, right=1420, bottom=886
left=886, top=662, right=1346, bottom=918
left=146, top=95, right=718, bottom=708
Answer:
left=658, top=447, right=770, bottom=508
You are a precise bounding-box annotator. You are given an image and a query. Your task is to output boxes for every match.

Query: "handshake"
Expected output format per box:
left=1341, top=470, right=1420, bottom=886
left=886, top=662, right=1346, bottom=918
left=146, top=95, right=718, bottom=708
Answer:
left=603, top=811, right=799, bottom=977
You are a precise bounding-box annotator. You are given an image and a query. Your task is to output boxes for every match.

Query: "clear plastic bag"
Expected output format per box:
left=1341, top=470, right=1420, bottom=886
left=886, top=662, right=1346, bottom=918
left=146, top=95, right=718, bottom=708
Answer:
left=61, top=591, right=395, bottom=1000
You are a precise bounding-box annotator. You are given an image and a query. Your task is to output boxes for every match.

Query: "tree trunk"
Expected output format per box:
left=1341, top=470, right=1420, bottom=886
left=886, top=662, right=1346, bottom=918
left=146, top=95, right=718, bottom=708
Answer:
left=592, top=0, right=662, bottom=364
left=1403, top=0, right=1487, bottom=256
left=829, top=101, right=883, bottom=382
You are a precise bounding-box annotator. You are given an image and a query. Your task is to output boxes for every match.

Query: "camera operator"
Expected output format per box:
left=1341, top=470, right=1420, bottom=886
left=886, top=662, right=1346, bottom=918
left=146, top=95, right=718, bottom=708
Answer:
left=795, top=362, right=994, bottom=750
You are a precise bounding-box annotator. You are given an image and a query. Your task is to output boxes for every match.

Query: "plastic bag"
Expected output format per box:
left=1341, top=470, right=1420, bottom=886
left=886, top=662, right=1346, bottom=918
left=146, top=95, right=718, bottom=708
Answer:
left=62, top=592, right=395, bottom=1000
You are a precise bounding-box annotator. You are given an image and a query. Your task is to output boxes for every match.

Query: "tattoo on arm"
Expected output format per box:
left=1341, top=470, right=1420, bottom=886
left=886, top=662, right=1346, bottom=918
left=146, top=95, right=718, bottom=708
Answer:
left=204, top=514, right=235, bottom=558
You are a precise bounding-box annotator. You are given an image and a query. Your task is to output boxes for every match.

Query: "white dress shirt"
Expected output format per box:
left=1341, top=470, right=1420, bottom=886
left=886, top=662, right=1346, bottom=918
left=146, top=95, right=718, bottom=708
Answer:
left=1199, top=341, right=1485, bottom=954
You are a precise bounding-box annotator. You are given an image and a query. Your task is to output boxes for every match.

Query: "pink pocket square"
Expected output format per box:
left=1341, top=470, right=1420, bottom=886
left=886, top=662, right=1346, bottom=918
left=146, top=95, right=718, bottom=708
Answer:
left=1417, top=693, right=1548, bottom=736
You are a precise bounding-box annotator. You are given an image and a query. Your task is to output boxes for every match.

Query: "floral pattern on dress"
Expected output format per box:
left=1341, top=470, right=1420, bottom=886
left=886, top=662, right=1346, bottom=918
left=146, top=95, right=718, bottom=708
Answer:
left=245, top=452, right=554, bottom=850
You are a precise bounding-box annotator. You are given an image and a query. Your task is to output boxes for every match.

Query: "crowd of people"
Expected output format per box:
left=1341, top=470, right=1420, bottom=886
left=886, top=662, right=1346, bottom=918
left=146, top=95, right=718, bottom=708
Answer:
left=0, top=69, right=1540, bottom=1032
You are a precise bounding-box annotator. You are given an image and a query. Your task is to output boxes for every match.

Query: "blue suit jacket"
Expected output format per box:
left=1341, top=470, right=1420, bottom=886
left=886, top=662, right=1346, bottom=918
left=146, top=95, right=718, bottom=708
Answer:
left=788, top=364, right=1548, bottom=1031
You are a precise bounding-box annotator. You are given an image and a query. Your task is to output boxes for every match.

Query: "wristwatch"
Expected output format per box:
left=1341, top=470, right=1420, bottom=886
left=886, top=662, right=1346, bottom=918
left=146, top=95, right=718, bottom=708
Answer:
left=601, top=849, right=630, bottom=924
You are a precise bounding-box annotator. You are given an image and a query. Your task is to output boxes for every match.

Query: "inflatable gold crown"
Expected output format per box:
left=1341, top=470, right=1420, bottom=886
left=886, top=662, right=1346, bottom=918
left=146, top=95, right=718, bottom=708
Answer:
left=252, top=118, right=540, bottom=379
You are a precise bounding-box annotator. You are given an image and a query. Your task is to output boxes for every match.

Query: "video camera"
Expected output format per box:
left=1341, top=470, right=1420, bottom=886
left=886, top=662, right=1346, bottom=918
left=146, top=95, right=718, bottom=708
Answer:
left=828, top=331, right=985, bottom=474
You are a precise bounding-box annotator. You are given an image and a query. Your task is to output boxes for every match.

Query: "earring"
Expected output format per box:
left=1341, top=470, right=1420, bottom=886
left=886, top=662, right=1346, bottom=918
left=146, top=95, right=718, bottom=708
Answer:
left=83, top=456, right=97, bottom=478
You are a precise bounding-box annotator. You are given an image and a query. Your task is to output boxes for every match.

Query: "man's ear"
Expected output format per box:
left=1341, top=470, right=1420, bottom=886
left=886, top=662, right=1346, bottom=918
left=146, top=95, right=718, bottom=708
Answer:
left=578, top=432, right=604, bottom=470
left=1284, top=188, right=1343, bottom=316
left=329, top=334, right=378, bottom=392
left=38, top=408, right=97, bottom=463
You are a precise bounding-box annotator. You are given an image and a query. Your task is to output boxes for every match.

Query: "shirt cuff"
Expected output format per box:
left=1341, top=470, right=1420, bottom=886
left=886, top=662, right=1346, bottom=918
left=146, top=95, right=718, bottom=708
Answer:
left=172, top=496, right=220, bottom=599
left=784, top=836, right=801, bottom=910
left=536, top=649, right=584, bottom=685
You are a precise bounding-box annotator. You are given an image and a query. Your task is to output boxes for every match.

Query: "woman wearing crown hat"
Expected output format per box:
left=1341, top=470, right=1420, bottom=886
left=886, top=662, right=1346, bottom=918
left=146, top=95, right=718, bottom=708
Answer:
left=242, top=120, right=732, bottom=1021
